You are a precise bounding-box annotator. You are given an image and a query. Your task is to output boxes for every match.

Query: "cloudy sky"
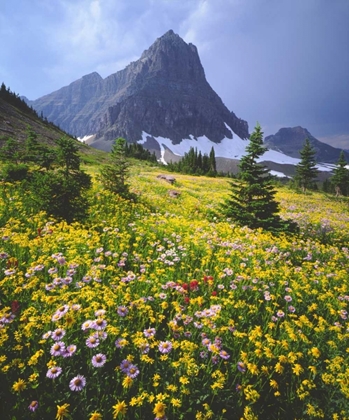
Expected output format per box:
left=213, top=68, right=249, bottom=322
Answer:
left=1, top=0, right=348, bottom=147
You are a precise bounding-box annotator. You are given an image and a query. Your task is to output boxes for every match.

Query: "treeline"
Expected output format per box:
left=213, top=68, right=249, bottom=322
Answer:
left=124, top=142, right=158, bottom=163
left=0, top=82, right=70, bottom=135
left=167, top=146, right=217, bottom=176
left=0, top=82, right=38, bottom=118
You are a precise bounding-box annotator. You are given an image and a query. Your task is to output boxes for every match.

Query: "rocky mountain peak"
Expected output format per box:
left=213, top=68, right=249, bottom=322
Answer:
left=265, top=126, right=349, bottom=163
left=30, top=30, right=249, bottom=150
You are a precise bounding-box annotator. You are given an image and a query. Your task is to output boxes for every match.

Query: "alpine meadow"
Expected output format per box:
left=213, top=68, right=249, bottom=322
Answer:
left=1, top=151, right=349, bottom=419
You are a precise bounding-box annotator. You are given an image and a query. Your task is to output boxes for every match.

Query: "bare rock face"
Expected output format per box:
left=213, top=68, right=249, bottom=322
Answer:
left=264, top=126, right=349, bottom=163
left=30, top=30, right=249, bottom=151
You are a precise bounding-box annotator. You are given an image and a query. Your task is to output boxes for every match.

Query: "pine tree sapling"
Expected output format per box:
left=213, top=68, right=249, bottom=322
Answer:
left=99, top=137, right=132, bottom=198
left=331, top=150, right=349, bottom=196
left=295, top=139, right=318, bottom=192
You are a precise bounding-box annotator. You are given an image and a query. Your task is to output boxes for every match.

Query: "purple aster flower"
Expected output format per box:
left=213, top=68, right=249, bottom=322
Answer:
left=211, top=355, right=219, bottom=364
left=202, top=338, right=211, bottom=347
left=86, top=336, right=100, bottom=348
left=46, top=366, right=62, bottom=379
left=276, top=310, right=285, bottom=318
left=55, top=305, right=70, bottom=316
left=81, top=320, right=93, bottom=331
left=95, top=309, right=106, bottom=317
left=52, top=328, right=66, bottom=341
left=127, top=364, right=140, bottom=379
left=93, top=318, right=107, bottom=330
left=284, top=295, right=292, bottom=302
left=117, top=306, right=129, bottom=317
left=69, top=375, right=86, bottom=391
left=158, top=340, right=172, bottom=354
left=91, top=353, right=107, bottom=368
left=115, top=338, right=127, bottom=348
left=42, top=331, right=52, bottom=340
left=120, top=359, right=132, bottom=373
left=219, top=350, right=230, bottom=360
left=288, top=305, right=296, bottom=313
left=28, top=401, right=38, bottom=412
left=50, top=341, right=66, bottom=356
left=63, top=344, right=77, bottom=357
left=143, top=328, right=156, bottom=338
left=237, top=361, right=246, bottom=373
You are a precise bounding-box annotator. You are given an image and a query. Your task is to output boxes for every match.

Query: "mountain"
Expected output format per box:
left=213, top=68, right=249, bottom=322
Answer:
left=29, top=30, right=249, bottom=152
left=0, top=86, right=107, bottom=163
left=264, top=126, right=349, bottom=163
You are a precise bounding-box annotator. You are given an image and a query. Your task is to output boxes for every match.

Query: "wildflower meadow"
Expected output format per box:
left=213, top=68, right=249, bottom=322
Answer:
left=0, top=168, right=348, bottom=419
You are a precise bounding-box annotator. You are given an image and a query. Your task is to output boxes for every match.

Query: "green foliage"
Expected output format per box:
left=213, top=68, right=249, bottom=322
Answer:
left=24, top=128, right=57, bottom=169
left=221, top=123, right=298, bottom=233
left=29, top=136, right=92, bottom=222
left=0, top=136, right=25, bottom=164
left=1, top=163, right=29, bottom=182
left=331, top=150, right=349, bottom=196
left=167, top=146, right=217, bottom=176
left=124, top=142, right=158, bottom=163
left=294, top=139, right=318, bottom=192
left=29, top=170, right=91, bottom=223
left=99, top=137, right=133, bottom=199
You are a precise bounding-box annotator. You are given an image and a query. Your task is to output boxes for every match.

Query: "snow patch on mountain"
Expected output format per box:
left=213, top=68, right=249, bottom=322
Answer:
left=138, top=131, right=334, bottom=176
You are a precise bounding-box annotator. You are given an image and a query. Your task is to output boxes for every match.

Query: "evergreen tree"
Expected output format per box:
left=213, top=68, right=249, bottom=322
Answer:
left=295, top=139, right=318, bottom=192
left=99, top=137, right=132, bottom=198
left=331, top=150, right=349, bottom=196
left=29, top=136, right=91, bottom=222
left=0, top=137, right=24, bottom=164
left=209, top=146, right=217, bottom=176
left=221, top=123, right=297, bottom=232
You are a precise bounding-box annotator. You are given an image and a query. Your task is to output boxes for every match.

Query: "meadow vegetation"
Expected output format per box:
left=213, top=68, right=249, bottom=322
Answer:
left=1, top=156, right=349, bottom=420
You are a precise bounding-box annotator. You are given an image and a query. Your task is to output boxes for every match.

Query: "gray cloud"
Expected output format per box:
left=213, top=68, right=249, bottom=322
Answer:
left=1, top=0, right=348, bottom=146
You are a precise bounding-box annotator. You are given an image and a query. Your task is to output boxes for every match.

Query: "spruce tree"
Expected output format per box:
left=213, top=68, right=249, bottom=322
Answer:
left=221, top=123, right=296, bottom=232
left=29, top=136, right=91, bottom=222
left=331, top=150, right=349, bottom=196
left=99, top=137, right=132, bottom=198
left=295, top=139, right=318, bottom=192
left=209, top=146, right=217, bottom=176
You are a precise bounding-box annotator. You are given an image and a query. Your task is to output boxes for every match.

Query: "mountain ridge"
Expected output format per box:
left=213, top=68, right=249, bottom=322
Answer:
left=28, top=30, right=249, bottom=150
left=264, top=126, right=349, bottom=163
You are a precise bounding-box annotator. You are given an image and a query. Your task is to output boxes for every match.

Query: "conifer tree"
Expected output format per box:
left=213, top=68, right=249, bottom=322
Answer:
left=295, top=139, right=318, bottom=192
left=331, top=150, right=349, bottom=196
left=99, top=137, right=132, bottom=198
left=221, top=123, right=297, bottom=232
left=209, top=146, right=217, bottom=176
left=30, top=136, right=91, bottom=222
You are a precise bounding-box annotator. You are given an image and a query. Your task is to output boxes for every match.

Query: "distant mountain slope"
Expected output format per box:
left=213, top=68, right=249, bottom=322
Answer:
left=29, top=30, right=249, bottom=152
left=0, top=91, right=107, bottom=162
left=264, top=126, right=349, bottom=163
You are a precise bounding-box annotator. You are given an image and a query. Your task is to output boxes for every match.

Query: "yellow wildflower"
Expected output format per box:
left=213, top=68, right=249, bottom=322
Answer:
left=89, top=412, right=102, bottom=420
left=112, top=400, right=127, bottom=418
left=12, top=379, right=26, bottom=392
left=153, top=402, right=166, bottom=418
left=56, top=403, right=70, bottom=420
left=122, top=376, right=133, bottom=388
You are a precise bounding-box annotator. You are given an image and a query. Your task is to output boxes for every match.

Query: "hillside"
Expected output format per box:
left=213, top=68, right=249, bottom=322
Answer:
left=0, top=95, right=108, bottom=164
left=1, top=165, right=349, bottom=419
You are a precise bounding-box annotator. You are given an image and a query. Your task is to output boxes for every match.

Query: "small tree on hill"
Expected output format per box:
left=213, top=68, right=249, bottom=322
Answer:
left=99, top=137, right=132, bottom=198
left=29, top=136, right=91, bottom=222
left=221, top=123, right=298, bottom=233
left=331, top=150, right=349, bottom=196
left=295, top=139, right=318, bottom=192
